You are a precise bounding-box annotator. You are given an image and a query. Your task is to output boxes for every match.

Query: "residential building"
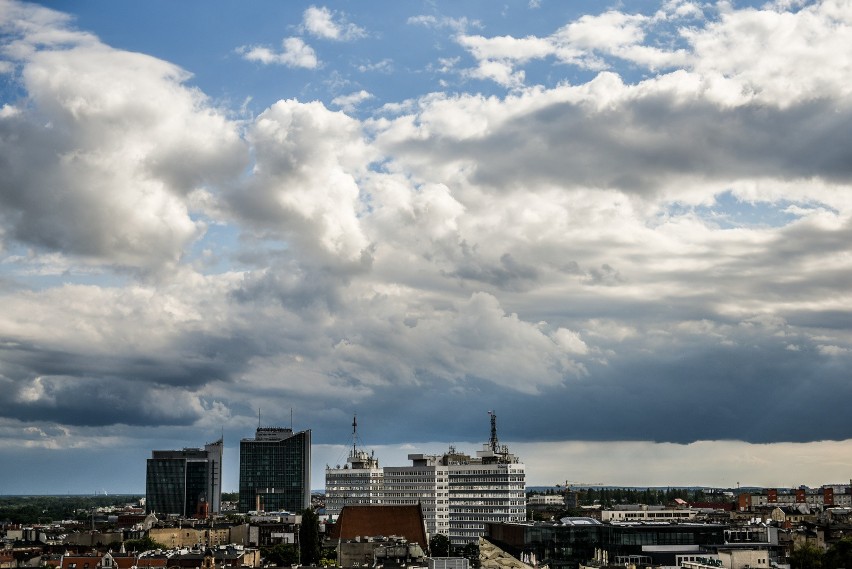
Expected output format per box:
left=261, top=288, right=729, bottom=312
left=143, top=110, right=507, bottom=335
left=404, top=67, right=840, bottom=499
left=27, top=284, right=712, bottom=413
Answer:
left=239, top=426, right=311, bottom=513
left=528, top=495, right=565, bottom=507
left=148, top=526, right=232, bottom=549
left=329, top=504, right=429, bottom=566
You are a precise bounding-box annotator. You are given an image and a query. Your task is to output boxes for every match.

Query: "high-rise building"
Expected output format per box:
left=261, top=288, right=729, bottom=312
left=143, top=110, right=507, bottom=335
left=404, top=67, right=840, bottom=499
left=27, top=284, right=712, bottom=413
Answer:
left=384, top=454, right=450, bottom=538
left=146, top=438, right=223, bottom=517
left=445, top=435, right=526, bottom=545
left=325, top=416, right=383, bottom=518
left=324, top=412, right=525, bottom=545
left=239, top=426, right=311, bottom=513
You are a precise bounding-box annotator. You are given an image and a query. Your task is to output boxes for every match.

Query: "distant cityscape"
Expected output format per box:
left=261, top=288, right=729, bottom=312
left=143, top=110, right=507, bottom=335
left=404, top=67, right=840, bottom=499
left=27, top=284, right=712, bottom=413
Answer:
left=2, top=412, right=851, bottom=569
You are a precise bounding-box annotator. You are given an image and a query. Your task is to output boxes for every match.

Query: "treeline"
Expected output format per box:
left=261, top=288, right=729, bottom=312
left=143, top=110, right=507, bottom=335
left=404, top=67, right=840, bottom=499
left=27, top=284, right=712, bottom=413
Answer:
left=0, top=495, right=143, bottom=525
left=578, top=487, right=714, bottom=506
left=533, top=487, right=721, bottom=507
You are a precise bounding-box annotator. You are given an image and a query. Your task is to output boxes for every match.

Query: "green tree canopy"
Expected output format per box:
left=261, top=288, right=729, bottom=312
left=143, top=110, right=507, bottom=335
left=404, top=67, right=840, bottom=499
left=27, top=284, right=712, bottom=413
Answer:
left=300, top=508, right=321, bottom=565
left=262, top=543, right=299, bottom=566
left=124, top=536, right=167, bottom=553
left=461, top=542, right=480, bottom=568
left=430, top=534, right=450, bottom=557
left=824, top=537, right=852, bottom=569
left=791, top=542, right=824, bottom=569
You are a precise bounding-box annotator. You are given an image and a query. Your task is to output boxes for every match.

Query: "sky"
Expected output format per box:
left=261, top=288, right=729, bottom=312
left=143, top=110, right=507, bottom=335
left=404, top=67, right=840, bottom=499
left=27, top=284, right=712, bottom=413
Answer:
left=1, top=0, right=852, bottom=495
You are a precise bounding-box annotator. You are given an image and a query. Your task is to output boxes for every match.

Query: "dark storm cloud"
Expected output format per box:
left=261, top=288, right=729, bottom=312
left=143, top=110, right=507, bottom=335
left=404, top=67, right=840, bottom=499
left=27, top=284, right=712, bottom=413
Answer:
left=0, top=326, right=265, bottom=427
left=0, top=331, right=255, bottom=388
left=1, top=378, right=202, bottom=427
left=381, top=90, right=852, bottom=196
left=307, top=336, right=852, bottom=447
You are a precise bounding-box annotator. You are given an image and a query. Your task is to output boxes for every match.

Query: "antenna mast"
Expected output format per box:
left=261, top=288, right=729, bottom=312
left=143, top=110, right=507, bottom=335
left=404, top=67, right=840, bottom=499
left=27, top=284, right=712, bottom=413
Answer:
left=488, top=410, right=499, bottom=453
left=352, top=414, right=358, bottom=456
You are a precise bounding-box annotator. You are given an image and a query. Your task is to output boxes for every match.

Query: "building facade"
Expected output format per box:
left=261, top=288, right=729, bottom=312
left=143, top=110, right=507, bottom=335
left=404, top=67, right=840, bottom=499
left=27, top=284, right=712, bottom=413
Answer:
left=384, top=455, right=451, bottom=538
left=325, top=449, right=384, bottom=518
left=239, top=427, right=311, bottom=513
left=324, top=413, right=525, bottom=545
left=487, top=520, right=728, bottom=569
left=446, top=443, right=526, bottom=546
left=146, top=438, right=223, bottom=517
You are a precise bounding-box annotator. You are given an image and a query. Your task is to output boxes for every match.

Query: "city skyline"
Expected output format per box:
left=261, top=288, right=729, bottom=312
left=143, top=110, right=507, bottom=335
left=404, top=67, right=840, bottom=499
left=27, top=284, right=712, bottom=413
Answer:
left=2, top=0, right=852, bottom=494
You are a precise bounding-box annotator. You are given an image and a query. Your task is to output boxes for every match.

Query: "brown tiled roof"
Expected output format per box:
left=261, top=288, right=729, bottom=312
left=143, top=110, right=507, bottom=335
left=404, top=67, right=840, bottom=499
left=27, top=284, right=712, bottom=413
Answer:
left=111, top=557, right=136, bottom=569
left=135, top=558, right=168, bottom=568
left=60, top=556, right=103, bottom=569
left=329, top=505, right=428, bottom=546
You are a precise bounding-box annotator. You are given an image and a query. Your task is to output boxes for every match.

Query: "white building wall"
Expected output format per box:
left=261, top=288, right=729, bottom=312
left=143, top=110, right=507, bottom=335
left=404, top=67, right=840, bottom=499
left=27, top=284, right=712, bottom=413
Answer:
left=324, top=467, right=384, bottom=518
left=602, top=509, right=697, bottom=523
left=718, top=549, right=771, bottom=569
left=383, top=462, right=450, bottom=538
left=447, top=462, right=526, bottom=546
left=324, top=448, right=525, bottom=546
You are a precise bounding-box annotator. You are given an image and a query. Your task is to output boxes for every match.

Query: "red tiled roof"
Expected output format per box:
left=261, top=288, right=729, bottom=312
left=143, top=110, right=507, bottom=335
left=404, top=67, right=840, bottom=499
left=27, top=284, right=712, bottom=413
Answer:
left=135, top=558, right=168, bottom=568
left=61, top=556, right=103, bottom=569
left=112, top=558, right=136, bottom=569
left=330, top=505, right=428, bottom=546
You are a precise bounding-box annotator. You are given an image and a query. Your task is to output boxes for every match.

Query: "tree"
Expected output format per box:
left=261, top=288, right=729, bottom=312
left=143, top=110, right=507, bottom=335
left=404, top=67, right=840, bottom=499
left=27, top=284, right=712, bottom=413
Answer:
left=263, top=543, right=299, bottom=566
left=124, top=536, right=167, bottom=553
left=462, top=542, right=480, bottom=568
left=430, top=534, right=450, bottom=557
left=319, top=545, right=338, bottom=567
left=300, top=508, right=321, bottom=565
left=791, top=542, right=824, bottom=569
left=824, top=537, right=852, bottom=569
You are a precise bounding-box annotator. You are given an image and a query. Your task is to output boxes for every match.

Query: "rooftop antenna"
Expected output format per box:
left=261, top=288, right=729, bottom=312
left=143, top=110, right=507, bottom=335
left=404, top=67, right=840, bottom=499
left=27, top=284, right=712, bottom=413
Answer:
left=352, top=414, right=358, bottom=456
left=488, top=410, right=499, bottom=453
left=290, top=408, right=293, bottom=430
left=258, top=408, right=261, bottom=429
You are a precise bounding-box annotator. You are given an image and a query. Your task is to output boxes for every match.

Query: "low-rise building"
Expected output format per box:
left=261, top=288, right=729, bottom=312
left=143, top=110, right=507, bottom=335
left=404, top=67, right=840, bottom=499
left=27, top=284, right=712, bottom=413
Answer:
left=601, top=505, right=697, bottom=523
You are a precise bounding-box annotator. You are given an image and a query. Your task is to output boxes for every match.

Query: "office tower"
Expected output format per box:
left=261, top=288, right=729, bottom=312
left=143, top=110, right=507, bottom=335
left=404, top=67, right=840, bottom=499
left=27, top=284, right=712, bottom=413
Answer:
left=445, top=414, right=526, bottom=545
left=324, top=412, right=525, bottom=544
left=384, top=454, right=450, bottom=538
left=239, top=426, right=312, bottom=513
left=146, top=438, right=223, bottom=517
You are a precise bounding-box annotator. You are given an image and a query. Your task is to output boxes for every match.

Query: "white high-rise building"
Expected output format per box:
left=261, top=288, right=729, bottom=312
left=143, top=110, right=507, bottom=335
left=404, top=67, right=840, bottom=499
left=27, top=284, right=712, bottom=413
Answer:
left=325, top=416, right=383, bottom=518
left=324, top=412, right=526, bottom=545
left=384, top=454, right=450, bottom=537
left=446, top=448, right=526, bottom=545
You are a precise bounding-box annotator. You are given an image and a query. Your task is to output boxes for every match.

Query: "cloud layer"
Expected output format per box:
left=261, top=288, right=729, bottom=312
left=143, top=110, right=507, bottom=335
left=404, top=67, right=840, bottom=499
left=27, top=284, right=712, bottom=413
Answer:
left=1, top=0, right=852, bottom=490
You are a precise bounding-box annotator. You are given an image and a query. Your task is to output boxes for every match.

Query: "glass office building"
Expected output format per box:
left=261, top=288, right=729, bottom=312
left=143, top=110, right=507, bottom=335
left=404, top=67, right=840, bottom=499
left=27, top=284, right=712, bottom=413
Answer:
left=146, top=439, right=223, bottom=517
left=487, top=520, right=726, bottom=569
left=239, top=427, right=311, bottom=513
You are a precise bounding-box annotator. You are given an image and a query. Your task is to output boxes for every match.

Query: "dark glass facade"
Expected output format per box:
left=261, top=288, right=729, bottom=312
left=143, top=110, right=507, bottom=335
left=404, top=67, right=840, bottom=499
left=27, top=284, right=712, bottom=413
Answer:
left=239, top=428, right=311, bottom=513
left=487, top=522, right=726, bottom=569
left=145, top=440, right=223, bottom=517
left=146, top=457, right=187, bottom=515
